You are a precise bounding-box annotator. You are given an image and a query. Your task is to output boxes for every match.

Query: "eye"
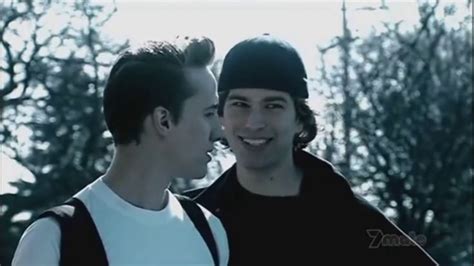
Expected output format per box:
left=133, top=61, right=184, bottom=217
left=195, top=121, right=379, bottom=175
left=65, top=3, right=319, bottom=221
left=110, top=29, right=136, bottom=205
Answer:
left=266, top=103, right=284, bottom=109
left=205, top=110, right=218, bottom=117
left=230, top=101, right=249, bottom=108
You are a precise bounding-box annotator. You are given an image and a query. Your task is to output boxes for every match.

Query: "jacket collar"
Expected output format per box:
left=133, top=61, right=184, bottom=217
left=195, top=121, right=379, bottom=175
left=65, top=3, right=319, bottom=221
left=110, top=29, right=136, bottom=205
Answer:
left=195, top=150, right=354, bottom=212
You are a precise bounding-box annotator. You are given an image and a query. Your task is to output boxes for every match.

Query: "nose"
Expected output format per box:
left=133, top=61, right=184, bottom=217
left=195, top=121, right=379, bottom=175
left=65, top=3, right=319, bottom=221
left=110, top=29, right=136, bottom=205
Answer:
left=245, top=109, right=266, bottom=130
left=210, top=118, right=224, bottom=142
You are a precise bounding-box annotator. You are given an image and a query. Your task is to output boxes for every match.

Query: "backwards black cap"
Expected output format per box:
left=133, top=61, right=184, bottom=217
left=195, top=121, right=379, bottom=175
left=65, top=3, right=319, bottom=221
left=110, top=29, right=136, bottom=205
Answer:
left=218, top=34, right=308, bottom=99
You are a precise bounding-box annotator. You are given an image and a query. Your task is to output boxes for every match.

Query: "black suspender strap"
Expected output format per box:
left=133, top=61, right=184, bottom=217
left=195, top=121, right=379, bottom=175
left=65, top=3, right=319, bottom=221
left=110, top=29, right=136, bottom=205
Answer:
left=37, top=196, right=219, bottom=266
left=176, top=195, right=220, bottom=266
left=37, top=198, right=108, bottom=266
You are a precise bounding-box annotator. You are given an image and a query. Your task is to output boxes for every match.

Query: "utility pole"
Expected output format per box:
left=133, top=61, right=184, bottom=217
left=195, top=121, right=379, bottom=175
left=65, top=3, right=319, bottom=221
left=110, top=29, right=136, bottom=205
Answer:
left=340, top=0, right=353, bottom=175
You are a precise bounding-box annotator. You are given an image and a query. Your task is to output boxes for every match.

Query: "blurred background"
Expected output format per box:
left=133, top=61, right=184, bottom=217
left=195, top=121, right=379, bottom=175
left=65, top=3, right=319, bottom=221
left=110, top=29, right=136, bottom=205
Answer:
left=1, top=0, right=472, bottom=265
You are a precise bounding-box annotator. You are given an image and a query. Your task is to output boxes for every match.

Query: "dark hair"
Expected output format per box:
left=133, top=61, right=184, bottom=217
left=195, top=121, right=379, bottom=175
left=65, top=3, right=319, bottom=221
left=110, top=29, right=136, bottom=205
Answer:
left=293, top=98, right=317, bottom=150
left=217, top=91, right=317, bottom=150
left=103, top=37, right=215, bottom=145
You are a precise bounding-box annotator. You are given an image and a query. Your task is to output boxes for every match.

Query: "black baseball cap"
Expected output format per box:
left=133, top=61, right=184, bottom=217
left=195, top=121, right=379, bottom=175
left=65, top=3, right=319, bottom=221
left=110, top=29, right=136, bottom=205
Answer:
left=218, top=34, right=309, bottom=99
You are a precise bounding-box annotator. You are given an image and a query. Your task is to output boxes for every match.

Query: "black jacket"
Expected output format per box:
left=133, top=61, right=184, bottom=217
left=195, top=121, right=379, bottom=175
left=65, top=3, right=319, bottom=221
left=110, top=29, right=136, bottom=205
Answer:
left=186, top=151, right=438, bottom=265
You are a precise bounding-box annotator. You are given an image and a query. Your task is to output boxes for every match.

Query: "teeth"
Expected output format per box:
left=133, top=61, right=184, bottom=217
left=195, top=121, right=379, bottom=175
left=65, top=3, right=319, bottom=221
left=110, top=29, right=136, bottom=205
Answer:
left=242, top=138, right=268, bottom=146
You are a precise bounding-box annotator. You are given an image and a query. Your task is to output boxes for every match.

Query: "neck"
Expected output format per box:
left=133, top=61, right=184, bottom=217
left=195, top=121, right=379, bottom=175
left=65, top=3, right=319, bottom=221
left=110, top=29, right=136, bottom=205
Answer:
left=236, top=152, right=303, bottom=196
left=103, top=145, right=171, bottom=211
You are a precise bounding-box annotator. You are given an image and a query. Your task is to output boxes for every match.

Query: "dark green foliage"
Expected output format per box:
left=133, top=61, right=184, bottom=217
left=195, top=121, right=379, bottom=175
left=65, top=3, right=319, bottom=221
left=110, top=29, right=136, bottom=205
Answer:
left=0, top=1, right=127, bottom=264
left=315, top=2, right=472, bottom=265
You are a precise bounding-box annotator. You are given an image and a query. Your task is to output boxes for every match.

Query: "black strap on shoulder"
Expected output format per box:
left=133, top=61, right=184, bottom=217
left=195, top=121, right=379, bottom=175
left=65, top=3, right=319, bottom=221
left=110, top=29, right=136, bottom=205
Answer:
left=176, top=194, right=220, bottom=266
left=37, top=196, right=218, bottom=265
left=38, top=198, right=108, bottom=266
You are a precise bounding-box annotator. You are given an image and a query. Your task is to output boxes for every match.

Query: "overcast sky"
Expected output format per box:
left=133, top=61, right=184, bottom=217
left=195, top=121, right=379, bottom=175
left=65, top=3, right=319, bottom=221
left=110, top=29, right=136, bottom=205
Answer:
left=103, top=0, right=423, bottom=78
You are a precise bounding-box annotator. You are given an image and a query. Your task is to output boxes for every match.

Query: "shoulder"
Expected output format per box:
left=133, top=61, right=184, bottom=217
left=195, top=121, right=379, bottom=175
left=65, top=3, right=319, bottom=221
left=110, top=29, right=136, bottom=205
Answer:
left=182, top=167, right=236, bottom=212
left=350, top=194, right=394, bottom=227
left=196, top=203, right=229, bottom=265
left=72, top=177, right=104, bottom=205
left=345, top=195, right=438, bottom=264
left=173, top=193, right=229, bottom=264
left=19, top=217, right=61, bottom=240
left=174, top=193, right=226, bottom=233
left=196, top=202, right=224, bottom=232
left=12, top=218, right=61, bottom=265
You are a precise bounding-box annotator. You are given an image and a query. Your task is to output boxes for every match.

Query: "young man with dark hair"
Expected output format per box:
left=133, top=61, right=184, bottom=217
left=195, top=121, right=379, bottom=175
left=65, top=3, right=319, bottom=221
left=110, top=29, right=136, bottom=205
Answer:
left=13, top=37, right=229, bottom=265
left=187, top=34, right=437, bottom=265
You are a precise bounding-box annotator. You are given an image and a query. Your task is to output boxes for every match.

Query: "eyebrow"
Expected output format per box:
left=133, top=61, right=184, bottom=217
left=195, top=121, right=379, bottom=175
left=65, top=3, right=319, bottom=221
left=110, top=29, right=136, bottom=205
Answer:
left=262, top=96, right=288, bottom=103
left=227, top=95, right=249, bottom=102
left=205, top=104, right=218, bottom=111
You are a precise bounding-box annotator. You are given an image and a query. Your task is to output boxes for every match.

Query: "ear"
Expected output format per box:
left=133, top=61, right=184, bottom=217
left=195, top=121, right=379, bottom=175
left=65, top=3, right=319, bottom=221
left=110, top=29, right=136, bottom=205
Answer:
left=151, top=106, right=174, bottom=136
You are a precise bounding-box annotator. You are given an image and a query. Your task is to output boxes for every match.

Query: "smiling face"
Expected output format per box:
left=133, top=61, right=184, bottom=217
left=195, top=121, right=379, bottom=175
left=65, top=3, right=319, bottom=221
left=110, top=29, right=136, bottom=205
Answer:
left=221, top=88, right=303, bottom=171
left=165, top=67, right=222, bottom=179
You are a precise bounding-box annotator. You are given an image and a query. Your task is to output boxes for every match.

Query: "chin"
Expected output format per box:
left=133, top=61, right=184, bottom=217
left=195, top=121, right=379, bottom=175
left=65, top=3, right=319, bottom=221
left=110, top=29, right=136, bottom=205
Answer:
left=238, top=158, right=273, bottom=170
